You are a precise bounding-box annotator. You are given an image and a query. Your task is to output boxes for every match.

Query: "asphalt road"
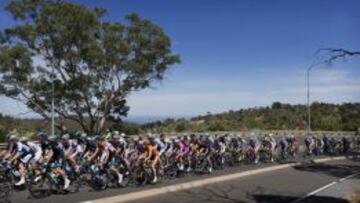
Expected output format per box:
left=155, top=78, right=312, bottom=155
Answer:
left=6, top=156, right=360, bottom=203
left=132, top=158, right=360, bottom=203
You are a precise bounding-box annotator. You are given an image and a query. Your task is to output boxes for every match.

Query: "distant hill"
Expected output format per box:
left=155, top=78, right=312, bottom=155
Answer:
left=142, top=102, right=360, bottom=133
left=1, top=102, right=359, bottom=141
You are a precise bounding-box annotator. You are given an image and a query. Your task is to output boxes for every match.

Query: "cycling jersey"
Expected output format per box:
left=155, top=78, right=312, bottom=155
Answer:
left=144, top=144, right=159, bottom=159
left=25, top=142, right=42, bottom=164
left=98, top=141, right=115, bottom=153
left=175, top=141, right=189, bottom=156
left=64, top=139, right=82, bottom=155
left=249, top=137, right=260, bottom=150
left=154, top=138, right=165, bottom=155
left=279, top=138, right=288, bottom=149
left=84, top=139, right=98, bottom=153
left=42, top=140, right=65, bottom=162
left=15, top=142, right=33, bottom=163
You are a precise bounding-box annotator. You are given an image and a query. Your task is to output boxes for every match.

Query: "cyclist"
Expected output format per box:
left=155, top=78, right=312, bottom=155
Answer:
left=142, top=135, right=160, bottom=183
left=111, top=133, right=130, bottom=180
left=305, top=134, right=315, bottom=155
left=248, top=135, right=261, bottom=164
left=278, top=136, right=289, bottom=159
left=264, top=133, right=277, bottom=162
left=94, top=136, right=123, bottom=184
left=42, top=135, right=71, bottom=189
left=341, top=135, right=351, bottom=154
left=0, top=133, right=18, bottom=161
left=195, top=134, right=214, bottom=172
left=62, top=134, right=83, bottom=173
left=8, top=135, right=33, bottom=186
left=20, top=136, right=43, bottom=170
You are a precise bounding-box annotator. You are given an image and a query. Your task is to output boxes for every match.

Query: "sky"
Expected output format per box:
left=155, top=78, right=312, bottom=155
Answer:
left=0, top=0, right=359, bottom=120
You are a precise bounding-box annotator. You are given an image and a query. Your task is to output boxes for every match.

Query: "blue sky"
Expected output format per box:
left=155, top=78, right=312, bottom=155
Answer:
left=0, top=0, right=359, bottom=119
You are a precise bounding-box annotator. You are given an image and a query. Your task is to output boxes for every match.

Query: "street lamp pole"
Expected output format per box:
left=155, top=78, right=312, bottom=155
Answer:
left=307, top=66, right=311, bottom=135
left=306, top=62, right=322, bottom=135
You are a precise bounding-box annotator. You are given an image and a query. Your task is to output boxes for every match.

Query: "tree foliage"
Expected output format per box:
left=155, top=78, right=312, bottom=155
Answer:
left=0, top=0, right=180, bottom=133
left=318, top=48, right=360, bottom=64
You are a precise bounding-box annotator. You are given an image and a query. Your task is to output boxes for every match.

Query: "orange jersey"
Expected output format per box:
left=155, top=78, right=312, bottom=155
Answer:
left=145, top=144, right=159, bottom=157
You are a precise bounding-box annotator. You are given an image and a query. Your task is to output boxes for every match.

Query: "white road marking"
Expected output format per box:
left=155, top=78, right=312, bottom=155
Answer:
left=290, top=171, right=360, bottom=203
left=83, top=156, right=346, bottom=203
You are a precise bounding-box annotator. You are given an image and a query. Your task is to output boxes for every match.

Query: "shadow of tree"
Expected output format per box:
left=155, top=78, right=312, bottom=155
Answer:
left=293, top=162, right=360, bottom=179
left=252, top=194, right=349, bottom=203
left=177, top=184, right=351, bottom=203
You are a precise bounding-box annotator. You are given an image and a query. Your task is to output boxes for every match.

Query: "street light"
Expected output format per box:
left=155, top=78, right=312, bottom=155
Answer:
left=306, top=61, right=322, bottom=135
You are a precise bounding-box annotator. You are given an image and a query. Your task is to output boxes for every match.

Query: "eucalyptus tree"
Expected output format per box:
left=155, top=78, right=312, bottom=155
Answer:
left=0, top=0, right=180, bottom=133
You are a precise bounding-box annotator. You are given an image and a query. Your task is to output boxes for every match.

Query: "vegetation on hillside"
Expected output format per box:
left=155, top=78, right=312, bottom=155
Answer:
left=143, top=102, right=360, bottom=133
left=1, top=102, right=359, bottom=141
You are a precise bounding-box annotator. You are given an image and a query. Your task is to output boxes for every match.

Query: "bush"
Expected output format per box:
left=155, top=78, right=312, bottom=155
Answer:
left=207, top=122, right=225, bottom=132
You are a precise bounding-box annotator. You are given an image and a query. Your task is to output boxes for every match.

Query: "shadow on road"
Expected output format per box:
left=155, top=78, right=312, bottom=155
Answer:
left=293, top=162, right=360, bottom=179
left=252, top=194, right=349, bottom=203
left=178, top=185, right=351, bottom=203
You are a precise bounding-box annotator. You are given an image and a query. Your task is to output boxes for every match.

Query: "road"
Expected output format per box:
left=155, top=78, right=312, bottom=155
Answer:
left=6, top=156, right=360, bottom=203
left=131, top=158, right=360, bottom=203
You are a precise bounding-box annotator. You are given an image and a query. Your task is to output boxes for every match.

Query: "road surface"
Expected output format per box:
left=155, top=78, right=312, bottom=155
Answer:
left=7, top=157, right=360, bottom=203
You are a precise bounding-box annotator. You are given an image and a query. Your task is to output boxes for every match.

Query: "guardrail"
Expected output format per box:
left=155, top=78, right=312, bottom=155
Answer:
left=0, top=143, right=6, bottom=150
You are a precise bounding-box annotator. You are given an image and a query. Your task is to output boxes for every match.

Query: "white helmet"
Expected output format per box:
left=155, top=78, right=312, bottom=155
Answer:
left=19, top=136, right=28, bottom=142
left=147, top=132, right=154, bottom=139
left=113, top=134, right=121, bottom=140
left=9, top=134, right=18, bottom=141
left=49, top=135, right=57, bottom=142
left=62, top=134, right=70, bottom=140
left=81, top=133, right=87, bottom=138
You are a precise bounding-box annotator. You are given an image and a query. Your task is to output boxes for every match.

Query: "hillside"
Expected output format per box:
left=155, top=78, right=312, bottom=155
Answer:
left=1, top=102, right=359, bottom=140
left=143, top=102, right=360, bottom=132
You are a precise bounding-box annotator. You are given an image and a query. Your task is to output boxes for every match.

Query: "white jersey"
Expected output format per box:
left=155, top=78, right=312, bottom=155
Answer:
left=154, top=138, right=165, bottom=149
left=16, top=142, right=31, bottom=156
left=27, top=142, right=42, bottom=154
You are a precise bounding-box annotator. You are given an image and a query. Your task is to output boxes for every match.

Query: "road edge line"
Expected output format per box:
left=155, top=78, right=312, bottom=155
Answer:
left=290, top=171, right=360, bottom=203
left=84, top=156, right=346, bottom=203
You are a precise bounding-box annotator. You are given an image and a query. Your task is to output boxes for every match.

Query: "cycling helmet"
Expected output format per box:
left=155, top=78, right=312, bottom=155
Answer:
left=62, top=133, right=70, bottom=140
left=37, top=131, right=48, bottom=138
left=147, top=132, right=153, bottom=138
left=48, top=135, right=57, bottom=142
left=19, top=136, right=28, bottom=142
left=113, top=134, right=121, bottom=140
left=9, top=134, right=18, bottom=141
left=94, top=135, right=103, bottom=141
left=81, top=132, right=87, bottom=138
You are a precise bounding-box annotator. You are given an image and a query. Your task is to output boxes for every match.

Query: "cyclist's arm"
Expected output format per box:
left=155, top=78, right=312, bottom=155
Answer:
left=101, top=148, right=110, bottom=164
left=89, top=147, right=99, bottom=161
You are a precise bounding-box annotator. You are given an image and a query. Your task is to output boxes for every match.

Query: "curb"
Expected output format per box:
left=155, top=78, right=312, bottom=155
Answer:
left=85, top=156, right=346, bottom=203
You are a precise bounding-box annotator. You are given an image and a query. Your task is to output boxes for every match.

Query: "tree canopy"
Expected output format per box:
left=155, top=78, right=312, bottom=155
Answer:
left=0, top=0, right=180, bottom=133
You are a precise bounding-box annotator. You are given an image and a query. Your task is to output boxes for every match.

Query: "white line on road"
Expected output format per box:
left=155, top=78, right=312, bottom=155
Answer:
left=81, top=156, right=346, bottom=203
left=290, top=171, right=360, bottom=203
